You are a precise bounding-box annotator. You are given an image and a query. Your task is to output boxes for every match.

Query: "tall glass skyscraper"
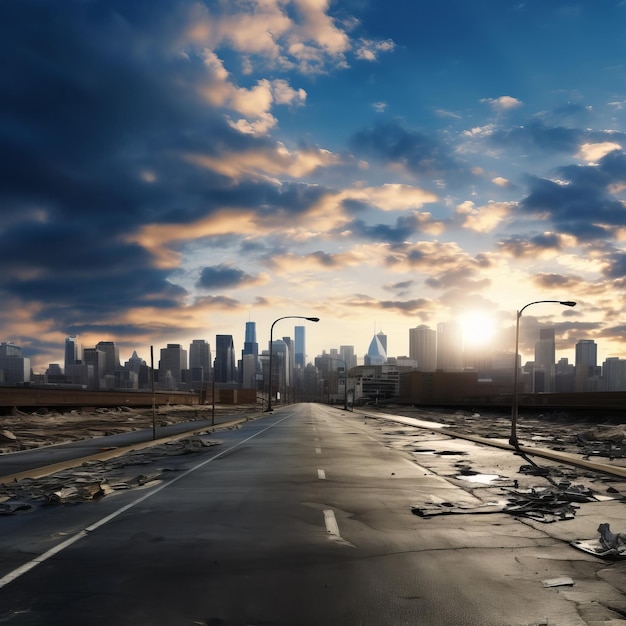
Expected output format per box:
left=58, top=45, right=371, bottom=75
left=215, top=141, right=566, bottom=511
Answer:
left=64, top=335, right=81, bottom=372
left=215, top=334, right=236, bottom=383
left=294, top=326, right=306, bottom=368
left=242, top=321, right=259, bottom=372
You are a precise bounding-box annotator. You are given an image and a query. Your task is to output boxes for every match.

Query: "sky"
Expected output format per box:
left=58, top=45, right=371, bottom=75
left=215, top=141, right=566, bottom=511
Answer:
left=3, top=0, right=626, bottom=373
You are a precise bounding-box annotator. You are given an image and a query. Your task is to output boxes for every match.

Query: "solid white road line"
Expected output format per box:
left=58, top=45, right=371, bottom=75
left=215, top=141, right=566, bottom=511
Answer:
left=0, top=412, right=296, bottom=590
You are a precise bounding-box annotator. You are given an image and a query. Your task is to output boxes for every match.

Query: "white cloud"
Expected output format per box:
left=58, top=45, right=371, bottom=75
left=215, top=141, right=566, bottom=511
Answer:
left=481, top=96, right=523, bottom=113
left=577, top=142, right=622, bottom=162
left=354, top=38, right=395, bottom=61
left=457, top=201, right=513, bottom=232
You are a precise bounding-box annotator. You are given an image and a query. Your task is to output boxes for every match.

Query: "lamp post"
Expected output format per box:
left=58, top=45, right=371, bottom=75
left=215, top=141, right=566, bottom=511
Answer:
left=320, top=356, right=349, bottom=410
left=509, top=300, right=576, bottom=447
left=266, top=316, right=320, bottom=412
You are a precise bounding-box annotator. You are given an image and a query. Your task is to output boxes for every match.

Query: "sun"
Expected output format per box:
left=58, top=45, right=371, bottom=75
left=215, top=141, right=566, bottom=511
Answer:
left=459, top=312, right=497, bottom=348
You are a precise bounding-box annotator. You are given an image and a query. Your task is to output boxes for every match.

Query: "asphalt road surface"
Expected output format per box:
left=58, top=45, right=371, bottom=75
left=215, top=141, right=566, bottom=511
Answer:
left=0, top=403, right=608, bottom=625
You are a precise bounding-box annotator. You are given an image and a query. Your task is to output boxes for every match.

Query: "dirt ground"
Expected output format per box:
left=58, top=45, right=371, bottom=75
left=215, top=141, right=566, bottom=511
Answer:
left=0, top=404, right=258, bottom=454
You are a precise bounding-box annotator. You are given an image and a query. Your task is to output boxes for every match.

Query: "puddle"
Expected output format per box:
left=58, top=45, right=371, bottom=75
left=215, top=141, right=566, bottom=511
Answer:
left=435, top=450, right=467, bottom=456
left=457, top=473, right=501, bottom=484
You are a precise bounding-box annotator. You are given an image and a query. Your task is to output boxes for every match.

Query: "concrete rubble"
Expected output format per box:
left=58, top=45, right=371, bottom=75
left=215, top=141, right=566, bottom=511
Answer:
left=0, top=435, right=221, bottom=513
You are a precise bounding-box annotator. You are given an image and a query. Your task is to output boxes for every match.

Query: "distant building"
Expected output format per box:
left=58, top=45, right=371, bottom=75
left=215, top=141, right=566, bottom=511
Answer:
left=159, top=344, right=188, bottom=389
left=575, top=339, right=599, bottom=391
left=365, top=333, right=386, bottom=366
left=96, top=341, right=120, bottom=377
left=340, top=345, right=357, bottom=369
left=64, top=335, right=81, bottom=372
left=0, top=342, right=22, bottom=357
left=294, top=326, right=306, bottom=368
left=83, top=348, right=106, bottom=389
left=436, top=322, right=463, bottom=371
left=0, top=342, right=30, bottom=384
left=602, top=357, right=626, bottom=391
left=214, top=335, right=236, bottom=383
left=409, top=325, right=436, bottom=372
left=242, top=322, right=259, bottom=373
left=190, top=339, right=211, bottom=383
left=534, top=328, right=556, bottom=392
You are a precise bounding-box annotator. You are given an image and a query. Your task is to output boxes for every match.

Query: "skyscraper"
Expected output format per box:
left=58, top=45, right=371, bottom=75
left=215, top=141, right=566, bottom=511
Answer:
left=376, top=331, right=388, bottom=355
left=214, top=335, right=236, bottom=383
left=242, top=322, right=259, bottom=372
left=409, top=325, right=436, bottom=371
left=575, top=339, right=598, bottom=391
left=534, top=328, right=556, bottom=392
left=159, top=344, right=187, bottom=389
left=365, top=333, right=386, bottom=365
left=190, top=339, right=211, bottom=382
left=294, top=326, right=306, bottom=368
left=64, top=335, right=81, bottom=372
left=95, top=341, right=120, bottom=379
left=436, top=322, right=463, bottom=371
left=339, top=345, right=356, bottom=369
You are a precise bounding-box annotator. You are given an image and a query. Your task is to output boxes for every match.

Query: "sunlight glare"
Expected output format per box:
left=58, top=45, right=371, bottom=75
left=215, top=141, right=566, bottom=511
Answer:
left=459, top=312, right=497, bottom=347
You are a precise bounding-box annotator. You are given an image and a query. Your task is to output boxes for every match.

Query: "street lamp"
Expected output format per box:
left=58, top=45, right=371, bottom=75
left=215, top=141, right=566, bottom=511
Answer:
left=319, top=357, right=349, bottom=411
left=266, top=316, right=320, bottom=412
left=509, top=300, right=576, bottom=447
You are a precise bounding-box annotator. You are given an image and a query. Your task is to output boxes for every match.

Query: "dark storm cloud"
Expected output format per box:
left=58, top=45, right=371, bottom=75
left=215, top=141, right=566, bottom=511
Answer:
left=348, top=121, right=469, bottom=182
left=341, top=213, right=427, bottom=243
left=489, top=120, right=582, bottom=153
left=518, top=151, right=626, bottom=240
left=197, top=265, right=259, bottom=289
left=0, top=0, right=324, bottom=332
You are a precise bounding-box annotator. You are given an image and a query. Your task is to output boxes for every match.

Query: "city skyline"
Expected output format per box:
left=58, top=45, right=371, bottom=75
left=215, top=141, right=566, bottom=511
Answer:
left=3, top=2, right=626, bottom=373
left=1, top=314, right=612, bottom=378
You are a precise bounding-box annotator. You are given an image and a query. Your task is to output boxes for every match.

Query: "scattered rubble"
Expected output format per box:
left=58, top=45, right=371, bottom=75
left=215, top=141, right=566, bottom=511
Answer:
left=572, top=523, right=626, bottom=559
left=0, top=436, right=222, bottom=514
left=0, top=404, right=253, bottom=453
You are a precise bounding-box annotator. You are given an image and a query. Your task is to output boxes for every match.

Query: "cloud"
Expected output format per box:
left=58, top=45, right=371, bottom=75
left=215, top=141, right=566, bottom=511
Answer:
left=497, top=233, right=570, bottom=258
left=354, top=38, right=395, bottom=61
left=349, top=121, right=471, bottom=183
left=577, top=142, right=622, bottom=163
left=482, top=96, right=523, bottom=113
left=197, top=264, right=263, bottom=289
left=344, top=295, right=432, bottom=315
left=519, top=152, right=626, bottom=240
left=456, top=200, right=513, bottom=232
left=187, top=0, right=352, bottom=74
left=530, top=273, right=586, bottom=290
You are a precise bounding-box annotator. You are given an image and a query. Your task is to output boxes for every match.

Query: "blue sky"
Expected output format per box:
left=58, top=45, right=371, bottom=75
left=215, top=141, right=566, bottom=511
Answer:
left=3, top=0, right=626, bottom=371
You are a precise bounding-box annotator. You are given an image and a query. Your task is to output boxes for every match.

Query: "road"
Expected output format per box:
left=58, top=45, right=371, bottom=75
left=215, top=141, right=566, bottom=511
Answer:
left=0, top=403, right=622, bottom=625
